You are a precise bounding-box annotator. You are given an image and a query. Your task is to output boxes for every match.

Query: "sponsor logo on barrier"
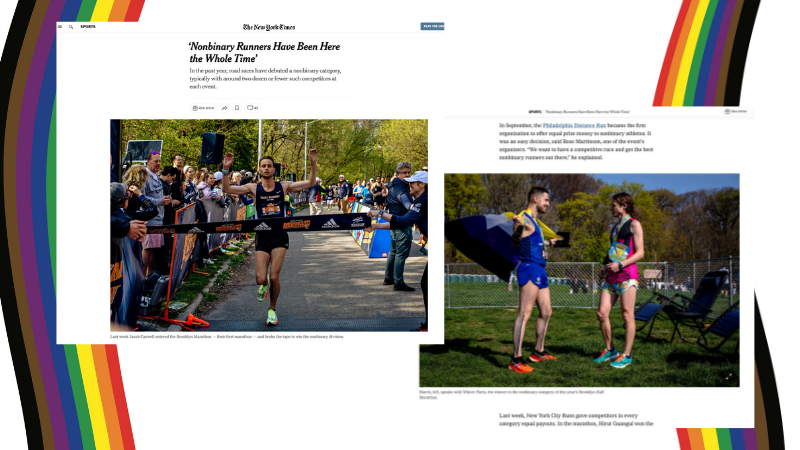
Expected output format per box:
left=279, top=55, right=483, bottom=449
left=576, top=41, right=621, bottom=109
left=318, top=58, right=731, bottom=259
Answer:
left=322, top=219, right=340, bottom=229
left=149, top=229, right=175, bottom=234
left=382, top=253, right=388, bottom=257
left=350, top=223, right=365, bottom=228
left=215, top=224, right=242, bottom=232
left=254, top=222, right=272, bottom=231
left=283, top=219, right=311, bottom=230
left=352, top=216, right=364, bottom=224
left=188, top=226, right=204, bottom=234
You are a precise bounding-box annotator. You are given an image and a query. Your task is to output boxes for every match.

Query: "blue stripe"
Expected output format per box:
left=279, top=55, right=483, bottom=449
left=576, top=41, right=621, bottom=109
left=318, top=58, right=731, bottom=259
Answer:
left=695, top=0, right=728, bottom=105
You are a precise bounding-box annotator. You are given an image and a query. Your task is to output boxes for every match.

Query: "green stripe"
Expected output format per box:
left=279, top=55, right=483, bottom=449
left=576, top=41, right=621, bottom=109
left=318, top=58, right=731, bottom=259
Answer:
left=48, top=98, right=57, bottom=290
left=63, top=345, right=96, bottom=450
left=716, top=428, right=733, bottom=450
left=75, top=0, right=98, bottom=22
left=684, top=0, right=720, bottom=105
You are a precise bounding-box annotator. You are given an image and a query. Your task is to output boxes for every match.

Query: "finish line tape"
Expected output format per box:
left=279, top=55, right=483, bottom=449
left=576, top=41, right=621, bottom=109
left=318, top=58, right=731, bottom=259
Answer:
left=146, top=213, right=371, bottom=234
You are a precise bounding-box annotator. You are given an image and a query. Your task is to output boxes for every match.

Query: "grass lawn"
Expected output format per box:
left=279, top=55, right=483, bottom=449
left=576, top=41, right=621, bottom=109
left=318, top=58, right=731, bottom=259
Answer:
left=420, top=308, right=739, bottom=388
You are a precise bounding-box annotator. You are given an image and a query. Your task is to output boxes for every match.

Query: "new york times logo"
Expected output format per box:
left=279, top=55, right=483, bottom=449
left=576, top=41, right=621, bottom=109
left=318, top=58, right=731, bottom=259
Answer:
left=242, top=23, right=297, bottom=31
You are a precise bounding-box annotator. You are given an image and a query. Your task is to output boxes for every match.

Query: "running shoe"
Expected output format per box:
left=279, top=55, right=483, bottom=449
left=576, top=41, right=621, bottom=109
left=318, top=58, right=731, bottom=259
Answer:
left=593, top=348, right=619, bottom=363
left=412, top=322, right=428, bottom=332
left=529, top=352, right=558, bottom=363
left=257, top=278, right=270, bottom=302
left=266, top=308, right=278, bottom=326
left=610, top=354, right=632, bottom=369
left=509, top=360, right=534, bottom=373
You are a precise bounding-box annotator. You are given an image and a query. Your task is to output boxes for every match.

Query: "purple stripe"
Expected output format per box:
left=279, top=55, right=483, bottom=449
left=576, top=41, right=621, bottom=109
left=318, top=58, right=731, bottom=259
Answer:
left=742, top=428, right=757, bottom=449
left=705, top=0, right=739, bottom=105
left=16, top=0, right=69, bottom=448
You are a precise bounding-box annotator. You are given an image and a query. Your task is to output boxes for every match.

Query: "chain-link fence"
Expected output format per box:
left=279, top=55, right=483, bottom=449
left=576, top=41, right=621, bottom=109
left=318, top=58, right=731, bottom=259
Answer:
left=445, top=257, right=739, bottom=317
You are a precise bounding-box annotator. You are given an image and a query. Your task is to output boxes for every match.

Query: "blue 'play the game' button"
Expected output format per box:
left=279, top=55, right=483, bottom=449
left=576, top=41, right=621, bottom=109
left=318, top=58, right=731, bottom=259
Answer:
left=420, top=22, right=444, bottom=30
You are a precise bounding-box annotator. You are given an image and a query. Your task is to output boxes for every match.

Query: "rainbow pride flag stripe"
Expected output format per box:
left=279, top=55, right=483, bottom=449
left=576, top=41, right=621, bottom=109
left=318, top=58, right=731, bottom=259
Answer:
left=1, top=2, right=144, bottom=449
left=654, top=0, right=760, bottom=106
left=677, top=428, right=758, bottom=449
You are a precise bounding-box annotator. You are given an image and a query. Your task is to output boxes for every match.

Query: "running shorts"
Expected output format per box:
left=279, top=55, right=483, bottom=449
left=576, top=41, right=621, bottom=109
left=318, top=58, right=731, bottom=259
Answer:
left=517, top=262, right=549, bottom=289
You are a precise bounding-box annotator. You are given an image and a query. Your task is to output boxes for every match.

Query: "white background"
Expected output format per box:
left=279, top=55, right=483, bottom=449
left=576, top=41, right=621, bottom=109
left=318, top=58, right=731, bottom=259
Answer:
left=3, top=1, right=799, bottom=449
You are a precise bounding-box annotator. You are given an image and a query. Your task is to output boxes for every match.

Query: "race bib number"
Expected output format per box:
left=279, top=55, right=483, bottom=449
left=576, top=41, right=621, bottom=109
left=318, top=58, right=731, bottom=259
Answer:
left=608, top=242, right=630, bottom=263
left=261, top=202, right=280, bottom=216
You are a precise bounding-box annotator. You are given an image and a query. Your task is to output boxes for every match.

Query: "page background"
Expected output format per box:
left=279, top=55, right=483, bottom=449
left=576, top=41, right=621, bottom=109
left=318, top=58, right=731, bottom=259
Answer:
left=2, top=1, right=795, bottom=448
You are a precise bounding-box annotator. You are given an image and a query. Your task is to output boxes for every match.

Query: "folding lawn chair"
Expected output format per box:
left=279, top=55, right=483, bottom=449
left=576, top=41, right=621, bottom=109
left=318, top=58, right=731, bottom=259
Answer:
left=632, top=270, right=727, bottom=340
left=664, top=270, right=728, bottom=342
left=698, top=301, right=740, bottom=353
left=632, top=290, right=674, bottom=338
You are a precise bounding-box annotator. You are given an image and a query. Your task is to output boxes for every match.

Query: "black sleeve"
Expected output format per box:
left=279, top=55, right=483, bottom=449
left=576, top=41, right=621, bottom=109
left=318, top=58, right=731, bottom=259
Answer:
left=128, top=209, right=159, bottom=222
left=111, top=214, right=130, bottom=238
left=171, top=182, right=186, bottom=204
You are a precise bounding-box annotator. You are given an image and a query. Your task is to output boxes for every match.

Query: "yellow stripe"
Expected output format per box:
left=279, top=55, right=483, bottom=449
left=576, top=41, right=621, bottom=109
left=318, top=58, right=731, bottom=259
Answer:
left=76, top=345, right=111, bottom=450
left=91, top=0, right=115, bottom=21
left=672, top=0, right=711, bottom=105
left=701, top=428, right=721, bottom=450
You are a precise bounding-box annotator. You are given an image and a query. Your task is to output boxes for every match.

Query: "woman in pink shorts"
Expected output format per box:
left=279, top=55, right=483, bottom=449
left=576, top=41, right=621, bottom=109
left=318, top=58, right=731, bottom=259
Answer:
left=593, top=192, right=645, bottom=369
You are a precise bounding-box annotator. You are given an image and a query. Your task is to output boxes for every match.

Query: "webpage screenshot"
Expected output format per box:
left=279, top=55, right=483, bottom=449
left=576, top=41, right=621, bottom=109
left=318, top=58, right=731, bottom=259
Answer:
left=1, top=1, right=795, bottom=449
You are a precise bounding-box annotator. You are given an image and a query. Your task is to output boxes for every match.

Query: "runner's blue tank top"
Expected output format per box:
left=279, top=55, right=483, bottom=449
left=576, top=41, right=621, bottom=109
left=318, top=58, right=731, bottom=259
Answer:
left=517, top=211, right=546, bottom=267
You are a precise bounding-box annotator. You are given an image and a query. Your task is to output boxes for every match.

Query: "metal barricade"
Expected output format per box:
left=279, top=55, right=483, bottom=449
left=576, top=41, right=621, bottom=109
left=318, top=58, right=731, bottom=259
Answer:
left=445, top=257, right=739, bottom=316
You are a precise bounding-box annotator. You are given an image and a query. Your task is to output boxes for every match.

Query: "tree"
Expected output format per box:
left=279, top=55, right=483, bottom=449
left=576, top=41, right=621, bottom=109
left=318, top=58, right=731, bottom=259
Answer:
left=376, top=120, right=428, bottom=173
left=445, top=174, right=487, bottom=221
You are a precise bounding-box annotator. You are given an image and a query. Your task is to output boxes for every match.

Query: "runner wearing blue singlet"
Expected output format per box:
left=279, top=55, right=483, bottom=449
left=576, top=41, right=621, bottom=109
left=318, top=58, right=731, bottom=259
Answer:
left=508, top=187, right=563, bottom=373
left=221, top=150, right=318, bottom=326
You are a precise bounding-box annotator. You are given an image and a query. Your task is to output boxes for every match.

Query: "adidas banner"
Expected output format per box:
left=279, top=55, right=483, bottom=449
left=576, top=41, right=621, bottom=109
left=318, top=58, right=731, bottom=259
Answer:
left=147, top=213, right=370, bottom=234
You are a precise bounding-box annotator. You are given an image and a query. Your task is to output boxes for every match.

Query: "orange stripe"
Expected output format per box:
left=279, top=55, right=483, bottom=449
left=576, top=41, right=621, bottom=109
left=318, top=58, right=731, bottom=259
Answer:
left=688, top=428, right=706, bottom=450
left=109, top=0, right=132, bottom=22
left=92, top=345, right=124, bottom=450
left=663, top=0, right=702, bottom=104
left=106, top=346, right=136, bottom=449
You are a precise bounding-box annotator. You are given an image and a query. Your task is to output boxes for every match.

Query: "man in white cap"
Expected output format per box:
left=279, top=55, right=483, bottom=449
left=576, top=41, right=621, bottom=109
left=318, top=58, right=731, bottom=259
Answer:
left=366, top=171, right=429, bottom=330
left=307, top=177, right=329, bottom=215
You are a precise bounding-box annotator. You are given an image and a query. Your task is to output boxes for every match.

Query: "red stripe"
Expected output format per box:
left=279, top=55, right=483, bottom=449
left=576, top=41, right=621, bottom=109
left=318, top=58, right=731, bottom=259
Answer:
left=105, top=345, right=136, bottom=449
left=654, top=0, right=693, bottom=105
left=677, top=428, right=693, bottom=449
left=124, top=0, right=146, bottom=22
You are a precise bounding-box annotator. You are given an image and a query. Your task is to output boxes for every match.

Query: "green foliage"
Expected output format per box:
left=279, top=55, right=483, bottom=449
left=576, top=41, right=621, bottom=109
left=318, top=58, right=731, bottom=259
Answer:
left=121, top=119, right=427, bottom=185
left=558, top=182, right=669, bottom=262
left=376, top=119, right=428, bottom=174
left=444, top=174, right=487, bottom=221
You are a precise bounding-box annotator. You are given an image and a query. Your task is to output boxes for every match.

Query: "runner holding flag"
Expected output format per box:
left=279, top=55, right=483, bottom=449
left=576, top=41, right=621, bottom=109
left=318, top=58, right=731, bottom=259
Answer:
left=221, top=149, right=318, bottom=325
left=509, top=187, right=562, bottom=373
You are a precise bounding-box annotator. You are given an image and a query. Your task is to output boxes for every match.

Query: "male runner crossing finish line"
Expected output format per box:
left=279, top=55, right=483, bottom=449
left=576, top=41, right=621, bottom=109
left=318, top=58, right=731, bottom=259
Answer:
left=221, top=149, right=318, bottom=325
left=509, top=187, right=562, bottom=373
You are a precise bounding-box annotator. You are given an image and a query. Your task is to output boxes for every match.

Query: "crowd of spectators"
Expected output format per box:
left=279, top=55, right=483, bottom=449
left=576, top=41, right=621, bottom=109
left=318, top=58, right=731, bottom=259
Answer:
left=110, top=152, right=257, bottom=279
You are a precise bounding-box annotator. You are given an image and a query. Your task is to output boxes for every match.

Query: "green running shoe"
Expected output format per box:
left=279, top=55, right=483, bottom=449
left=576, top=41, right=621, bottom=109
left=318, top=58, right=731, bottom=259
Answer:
left=257, top=277, right=270, bottom=302
left=610, top=354, right=632, bottom=369
left=593, top=348, right=619, bottom=363
left=267, top=308, right=278, bottom=325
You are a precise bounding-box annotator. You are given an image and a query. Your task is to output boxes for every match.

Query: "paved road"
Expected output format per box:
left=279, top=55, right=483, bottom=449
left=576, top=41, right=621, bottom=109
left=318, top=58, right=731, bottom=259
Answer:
left=204, top=206, right=427, bottom=324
